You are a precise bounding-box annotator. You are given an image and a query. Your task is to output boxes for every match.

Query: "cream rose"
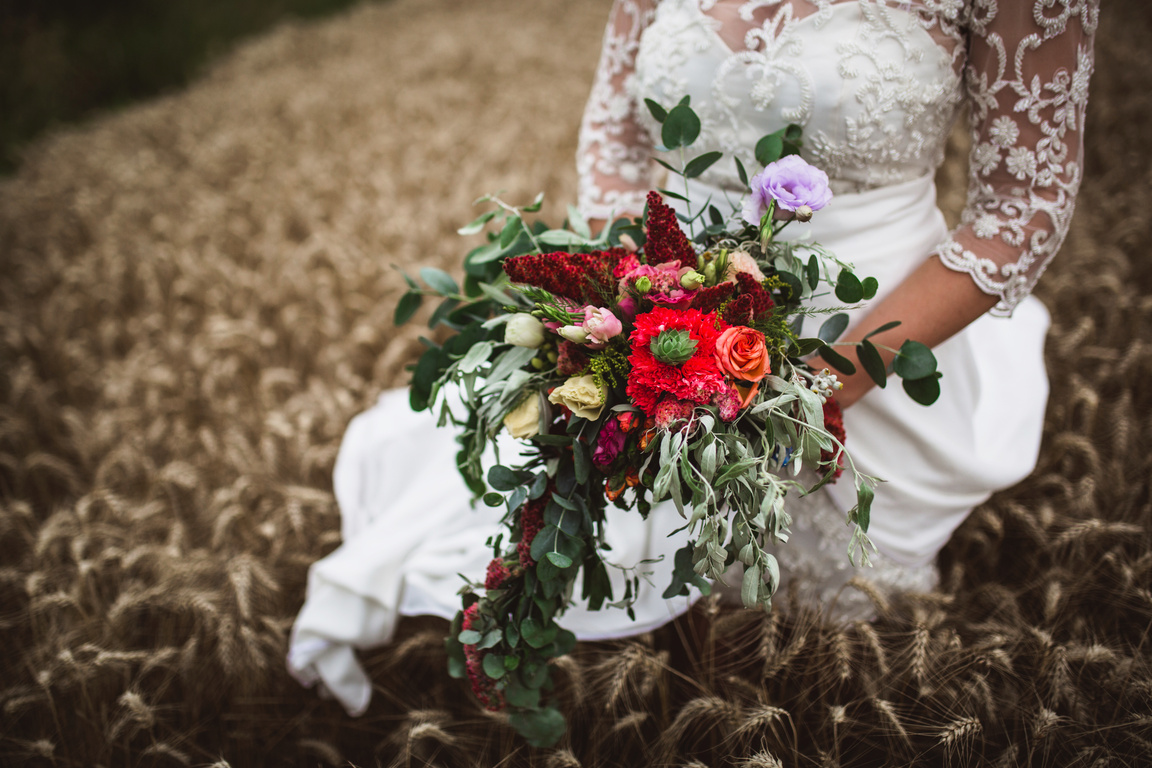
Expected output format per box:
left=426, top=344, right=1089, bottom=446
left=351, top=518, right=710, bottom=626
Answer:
left=547, top=374, right=605, bottom=420
left=504, top=313, right=545, bottom=348
left=503, top=394, right=541, bottom=439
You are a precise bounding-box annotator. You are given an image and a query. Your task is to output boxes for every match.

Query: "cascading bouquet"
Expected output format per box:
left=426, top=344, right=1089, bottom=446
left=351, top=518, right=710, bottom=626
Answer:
left=394, top=100, right=941, bottom=746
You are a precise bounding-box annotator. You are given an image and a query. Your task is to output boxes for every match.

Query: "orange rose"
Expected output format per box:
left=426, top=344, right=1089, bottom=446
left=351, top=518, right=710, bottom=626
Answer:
left=715, top=326, right=770, bottom=382
left=715, top=326, right=770, bottom=408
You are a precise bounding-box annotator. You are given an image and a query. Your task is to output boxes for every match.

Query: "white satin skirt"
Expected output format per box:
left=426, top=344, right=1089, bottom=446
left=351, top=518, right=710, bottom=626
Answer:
left=287, top=174, right=1049, bottom=714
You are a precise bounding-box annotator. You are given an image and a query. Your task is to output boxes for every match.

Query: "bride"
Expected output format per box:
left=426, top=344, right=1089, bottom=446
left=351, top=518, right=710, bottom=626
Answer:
left=288, top=0, right=1097, bottom=716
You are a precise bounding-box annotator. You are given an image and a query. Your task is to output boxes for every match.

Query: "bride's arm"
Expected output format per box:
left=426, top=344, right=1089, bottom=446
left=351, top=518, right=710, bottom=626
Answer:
left=577, top=0, right=659, bottom=233
left=824, top=0, right=1099, bottom=408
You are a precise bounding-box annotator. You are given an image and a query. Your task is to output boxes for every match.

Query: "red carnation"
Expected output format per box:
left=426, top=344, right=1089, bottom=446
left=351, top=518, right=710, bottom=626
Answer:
left=644, top=191, right=696, bottom=267
left=503, top=249, right=629, bottom=305
left=821, top=397, right=846, bottom=481
left=626, top=307, right=729, bottom=417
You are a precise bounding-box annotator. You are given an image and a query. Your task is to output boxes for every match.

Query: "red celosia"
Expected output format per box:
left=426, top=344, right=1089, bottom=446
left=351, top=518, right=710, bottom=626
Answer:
left=556, top=340, right=589, bottom=376
left=720, top=275, right=774, bottom=325
left=626, top=307, right=729, bottom=417
left=516, top=493, right=548, bottom=568
left=644, top=191, right=696, bottom=267
left=461, top=604, right=505, bottom=710
left=484, top=558, right=511, bottom=590
left=820, top=396, right=846, bottom=481
left=503, top=249, right=628, bottom=305
left=690, top=281, right=737, bottom=313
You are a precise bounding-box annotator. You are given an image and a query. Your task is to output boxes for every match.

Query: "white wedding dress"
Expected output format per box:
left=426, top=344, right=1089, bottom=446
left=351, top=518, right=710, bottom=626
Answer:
left=288, top=0, right=1096, bottom=715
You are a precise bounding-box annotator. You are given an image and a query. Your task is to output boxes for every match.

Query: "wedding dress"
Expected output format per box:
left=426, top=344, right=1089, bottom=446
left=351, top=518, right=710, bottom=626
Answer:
left=288, top=0, right=1096, bottom=715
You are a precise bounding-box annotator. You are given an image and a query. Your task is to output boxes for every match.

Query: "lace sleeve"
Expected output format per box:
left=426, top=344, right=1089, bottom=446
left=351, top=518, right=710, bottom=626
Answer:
left=576, top=0, right=660, bottom=221
left=935, top=0, right=1098, bottom=316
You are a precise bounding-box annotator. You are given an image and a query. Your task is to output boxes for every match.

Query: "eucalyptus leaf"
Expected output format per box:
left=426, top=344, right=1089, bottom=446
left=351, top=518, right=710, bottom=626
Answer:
left=862, top=276, right=879, bottom=300
left=834, top=269, right=864, bottom=303
left=545, top=551, right=573, bottom=569
left=457, top=341, right=494, bottom=374
left=394, top=291, right=423, bottom=326
left=902, top=373, right=942, bottom=405
left=457, top=630, right=482, bottom=645
left=684, top=151, right=724, bottom=179
left=818, top=313, right=850, bottom=344
left=420, top=267, right=459, bottom=296
left=893, top=340, right=937, bottom=379
left=457, top=210, right=497, bottom=236
left=522, top=191, right=545, bottom=213
left=755, top=132, right=784, bottom=167
left=499, top=216, right=523, bottom=248
left=734, top=156, right=749, bottom=187
left=863, top=320, right=902, bottom=340
left=819, top=346, right=857, bottom=376
left=855, top=483, right=874, bottom=532
left=806, top=254, right=820, bottom=290
left=857, top=339, right=888, bottom=388
left=483, top=492, right=504, bottom=507
left=482, top=654, right=507, bottom=679
left=537, top=229, right=588, bottom=247
left=509, top=707, right=566, bottom=748
left=644, top=98, right=668, bottom=123
left=662, top=104, right=702, bottom=149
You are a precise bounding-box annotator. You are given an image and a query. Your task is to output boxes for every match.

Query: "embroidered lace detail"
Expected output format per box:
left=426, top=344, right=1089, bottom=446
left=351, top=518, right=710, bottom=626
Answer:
left=576, top=0, right=1097, bottom=314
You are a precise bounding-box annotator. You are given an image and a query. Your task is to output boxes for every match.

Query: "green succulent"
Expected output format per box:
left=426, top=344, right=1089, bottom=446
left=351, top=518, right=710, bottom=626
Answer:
left=650, top=329, right=698, bottom=365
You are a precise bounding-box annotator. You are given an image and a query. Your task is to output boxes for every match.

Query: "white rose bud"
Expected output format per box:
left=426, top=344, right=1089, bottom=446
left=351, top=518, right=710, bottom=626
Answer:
left=557, top=324, right=590, bottom=344
left=504, top=313, right=545, bottom=348
left=503, top=394, right=541, bottom=439
left=547, top=374, right=605, bottom=420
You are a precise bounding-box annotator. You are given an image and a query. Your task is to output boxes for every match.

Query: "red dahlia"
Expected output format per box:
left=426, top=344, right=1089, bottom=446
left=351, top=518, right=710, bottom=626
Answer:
left=626, top=307, right=729, bottom=417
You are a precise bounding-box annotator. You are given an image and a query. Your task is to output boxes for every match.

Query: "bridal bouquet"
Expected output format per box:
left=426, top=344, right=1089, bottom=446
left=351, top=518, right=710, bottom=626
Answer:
left=394, top=101, right=940, bottom=745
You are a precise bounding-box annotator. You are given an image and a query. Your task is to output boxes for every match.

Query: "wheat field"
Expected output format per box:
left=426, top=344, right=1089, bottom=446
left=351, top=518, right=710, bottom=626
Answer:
left=1, top=0, right=1150, bottom=765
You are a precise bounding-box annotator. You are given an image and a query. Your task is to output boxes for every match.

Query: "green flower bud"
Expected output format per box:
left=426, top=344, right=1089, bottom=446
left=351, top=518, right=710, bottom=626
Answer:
left=703, top=262, right=717, bottom=284
left=634, top=276, right=653, bottom=294
left=649, top=329, right=698, bottom=366
left=680, top=270, right=706, bottom=290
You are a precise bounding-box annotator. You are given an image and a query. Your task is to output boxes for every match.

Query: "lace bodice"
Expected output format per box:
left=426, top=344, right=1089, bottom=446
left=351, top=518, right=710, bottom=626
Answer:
left=577, top=0, right=1097, bottom=315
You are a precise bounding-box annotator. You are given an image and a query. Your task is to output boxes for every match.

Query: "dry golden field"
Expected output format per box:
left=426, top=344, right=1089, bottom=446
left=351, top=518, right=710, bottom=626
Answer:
left=1, top=0, right=1150, bottom=765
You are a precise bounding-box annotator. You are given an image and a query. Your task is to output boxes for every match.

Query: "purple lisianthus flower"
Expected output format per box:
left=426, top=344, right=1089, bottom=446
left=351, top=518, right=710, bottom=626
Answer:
left=742, top=155, right=833, bottom=224
left=592, top=417, right=626, bottom=469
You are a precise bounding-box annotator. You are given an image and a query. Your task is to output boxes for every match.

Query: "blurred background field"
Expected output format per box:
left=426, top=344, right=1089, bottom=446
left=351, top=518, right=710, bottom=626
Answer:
left=1, top=1, right=1150, bottom=766
left=0, top=0, right=376, bottom=173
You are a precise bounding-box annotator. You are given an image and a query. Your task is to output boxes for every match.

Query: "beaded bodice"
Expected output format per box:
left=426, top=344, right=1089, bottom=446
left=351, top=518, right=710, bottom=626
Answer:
left=577, top=0, right=1097, bottom=314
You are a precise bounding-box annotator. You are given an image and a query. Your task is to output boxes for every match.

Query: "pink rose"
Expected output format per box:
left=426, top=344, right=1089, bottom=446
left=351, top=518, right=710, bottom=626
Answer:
left=582, top=306, right=622, bottom=344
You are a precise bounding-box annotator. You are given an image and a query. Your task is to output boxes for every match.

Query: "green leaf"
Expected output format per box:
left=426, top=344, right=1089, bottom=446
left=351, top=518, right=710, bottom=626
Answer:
left=554, top=629, right=577, bottom=656
left=806, top=254, right=820, bottom=290
left=458, top=630, right=482, bottom=645
left=483, top=654, right=507, bottom=680
left=861, top=276, right=879, bottom=300
left=505, top=622, right=520, bottom=648
left=863, top=320, right=902, bottom=340
left=572, top=439, right=590, bottom=484
left=500, top=215, right=524, bottom=248
left=657, top=188, right=689, bottom=202
left=520, top=618, right=557, bottom=650
left=776, top=271, right=804, bottom=302
left=509, top=707, right=567, bottom=748
left=483, top=492, right=504, bottom=507
left=537, top=229, right=589, bottom=247
left=522, top=191, right=545, bottom=213
left=792, top=338, right=826, bottom=357
left=545, top=551, right=573, bottom=569
left=834, top=269, right=864, bottom=303
left=457, top=210, right=497, bottom=235
left=893, top=340, right=937, bottom=379
left=520, top=661, right=550, bottom=688
left=818, top=312, right=850, bottom=344
left=504, top=678, right=540, bottom=708
left=644, top=98, right=668, bottom=123
left=420, top=267, right=459, bottom=296
left=855, top=483, right=874, bottom=532
left=489, top=465, right=529, bottom=491
left=529, top=525, right=561, bottom=563
left=427, top=296, right=460, bottom=329
left=734, top=156, right=749, bottom=187
left=755, top=132, right=784, bottom=167
left=684, top=151, right=724, bottom=179
left=820, top=346, right=857, bottom=376
left=394, top=291, right=423, bottom=326
left=857, top=339, right=888, bottom=388
left=662, top=104, right=702, bottom=149
left=536, top=556, right=559, bottom=582
left=902, top=373, right=942, bottom=406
